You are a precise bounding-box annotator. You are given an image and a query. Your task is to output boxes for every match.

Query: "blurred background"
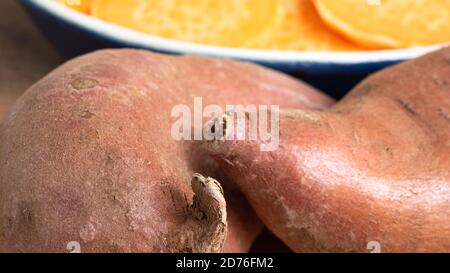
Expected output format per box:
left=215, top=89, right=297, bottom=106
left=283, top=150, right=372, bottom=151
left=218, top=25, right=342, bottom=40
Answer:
left=0, top=0, right=63, bottom=121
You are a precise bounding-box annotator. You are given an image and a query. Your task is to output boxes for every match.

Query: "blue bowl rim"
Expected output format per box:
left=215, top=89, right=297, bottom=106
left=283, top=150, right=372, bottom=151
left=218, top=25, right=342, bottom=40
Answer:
left=21, top=0, right=447, bottom=74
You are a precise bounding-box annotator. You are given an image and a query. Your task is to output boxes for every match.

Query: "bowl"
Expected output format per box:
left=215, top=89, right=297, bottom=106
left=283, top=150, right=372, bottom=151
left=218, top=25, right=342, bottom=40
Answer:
left=20, top=0, right=444, bottom=98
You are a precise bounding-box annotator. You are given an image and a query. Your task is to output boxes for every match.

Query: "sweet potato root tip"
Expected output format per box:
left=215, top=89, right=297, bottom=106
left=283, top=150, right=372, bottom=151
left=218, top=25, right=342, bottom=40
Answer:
left=189, top=174, right=227, bottom=253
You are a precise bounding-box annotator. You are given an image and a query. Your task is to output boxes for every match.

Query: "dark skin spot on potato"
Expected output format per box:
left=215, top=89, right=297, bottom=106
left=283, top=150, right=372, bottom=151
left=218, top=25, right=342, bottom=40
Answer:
left=396, top=98, right=417, bottom=116
left=103, top=178, right=122, bottom=203
left=396, top=99, right=439, bottom=135
left=432, top=75, right=449, bottom=87
left=161, top=181, right=186, bottom=213
left=385, top=146, right=394, bottom=158
left=80, top=110, right=96, bottom=119
left=105, top=154, right=114, bottom=166
left=79, top=129, right=100, bottom=144
left=180, top=247, right=194, bottom=253
left=439, top=109, right=450, bottom=122
left=195, top=211, right=206, bottom=221
left=445, top=55, right=450, bottom=64
left=6, top=217, right=13, bottom=230
left=70, top=78, right=99, bottom=90
left=20, top=206, right=33, bottom=225
left=168, top=187, right=179, bottom=211
left=353, top=83, right=375, bottom=98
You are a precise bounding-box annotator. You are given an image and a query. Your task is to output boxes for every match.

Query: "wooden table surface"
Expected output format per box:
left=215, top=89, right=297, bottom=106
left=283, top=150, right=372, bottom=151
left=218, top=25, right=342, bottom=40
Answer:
left=0, top=0, right=64, bottom=121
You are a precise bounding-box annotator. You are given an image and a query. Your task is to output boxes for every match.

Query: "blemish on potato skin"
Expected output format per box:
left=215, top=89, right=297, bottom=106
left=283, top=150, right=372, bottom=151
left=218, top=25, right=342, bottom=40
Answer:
left=439, top=109, right=450, bottom=122
left=21, top=208, right=33, bottom=224
left=223, top=158, right=235, bottom=167
left=80, top=110, right=96, bottom=119
left=80, top=222, right=97, bottom=243
left=15, top=202, right=35, bottom=227
left=161, top=181, right=185, bottom=213
left=350, top=82, right=378, bottom=99
left=103, top=177, right=123, bottom=204
left=384, top=146, right=394, bottom=158
left=445, top=55, right=450, bottom=64
left=70, top=78, right=99, bottom=90
left=180, top=247, right=194, bottom=253
left=396, top=98, right=417, bottom=116
left=432, top=75, right=449, bottom=87
left=5, top=217, right=14, bottom=231
left=283, top=110, right=321, bottom=124
left=352, top=131, right=360, bottom=144
left=110, top=91, right=131, bottom=105
left=79, top=129, right=100, bottom=144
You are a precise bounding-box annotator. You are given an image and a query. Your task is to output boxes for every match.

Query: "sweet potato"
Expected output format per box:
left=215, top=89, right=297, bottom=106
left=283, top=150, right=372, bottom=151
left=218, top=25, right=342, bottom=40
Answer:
left=203, top=47, right=450, bottom=252
left=0, top=49, right=332, bottom=253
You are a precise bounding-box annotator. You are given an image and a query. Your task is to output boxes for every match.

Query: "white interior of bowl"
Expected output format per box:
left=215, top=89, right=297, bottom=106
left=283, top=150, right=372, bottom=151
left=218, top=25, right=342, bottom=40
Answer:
left=29, top=0, right=447, bottom=65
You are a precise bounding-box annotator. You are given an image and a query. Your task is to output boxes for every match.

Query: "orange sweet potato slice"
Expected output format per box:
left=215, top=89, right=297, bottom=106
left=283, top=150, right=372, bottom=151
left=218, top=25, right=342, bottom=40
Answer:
left=91, top=0, right=280, bottom=48
left=245, top=0, right=364, bottom=51
left=61, top=0, right=94, bottom=14
left=314, top=0, right=450, bottom=48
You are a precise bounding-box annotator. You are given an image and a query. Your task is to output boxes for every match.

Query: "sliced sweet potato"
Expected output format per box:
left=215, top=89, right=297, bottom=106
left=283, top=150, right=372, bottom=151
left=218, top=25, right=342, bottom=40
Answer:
left=245, top=0, right=364, bottom=51
left=91, top=0, right=279, bottom=48
left=314, top=0, right=450, bottom=48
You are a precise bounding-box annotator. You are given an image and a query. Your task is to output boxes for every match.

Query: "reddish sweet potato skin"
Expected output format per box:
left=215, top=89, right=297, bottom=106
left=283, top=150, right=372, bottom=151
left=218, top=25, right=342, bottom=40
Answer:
left=204, top=47, right=450, bottom=252
left=0, top=49, right=332, bottom=253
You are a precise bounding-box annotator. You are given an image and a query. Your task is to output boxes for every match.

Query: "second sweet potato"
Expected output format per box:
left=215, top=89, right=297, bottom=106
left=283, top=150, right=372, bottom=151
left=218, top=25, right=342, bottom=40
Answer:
left=203, top=47, right=450, bottom=252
